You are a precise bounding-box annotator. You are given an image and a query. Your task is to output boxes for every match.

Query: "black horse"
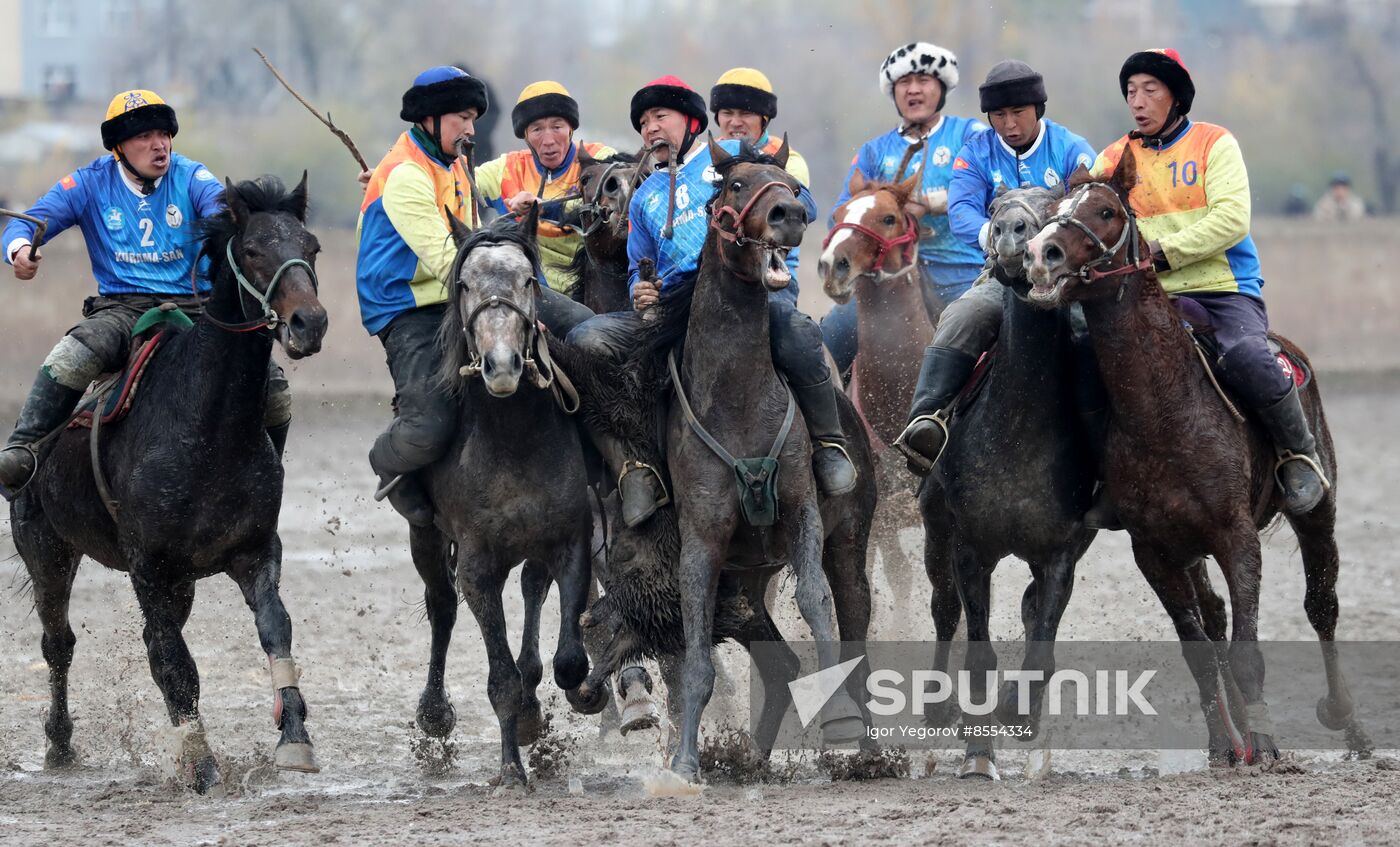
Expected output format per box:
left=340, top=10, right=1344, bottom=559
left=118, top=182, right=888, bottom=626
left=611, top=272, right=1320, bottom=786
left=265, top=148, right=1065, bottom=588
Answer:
left=10, top=175, right=328, bottom=792
left=918, top=188, right=1097, bottom=779
left=411, top=206, right=594, bottom=789
left=569, top=148, right=642, bottom=314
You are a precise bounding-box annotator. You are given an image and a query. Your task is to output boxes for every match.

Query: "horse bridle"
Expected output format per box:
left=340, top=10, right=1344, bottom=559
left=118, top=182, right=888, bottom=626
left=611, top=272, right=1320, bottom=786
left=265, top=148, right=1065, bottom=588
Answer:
left=203, top=236, right=319, bottom=333
left=821, top=202, right=920, bottom=285
left=710, top=179, right=800, bottom=249
left=576, top=160, right=636, bottom=238
left=449, top=241, right=555, bottom=391
left=1043, top=183, right=1152, bottom=283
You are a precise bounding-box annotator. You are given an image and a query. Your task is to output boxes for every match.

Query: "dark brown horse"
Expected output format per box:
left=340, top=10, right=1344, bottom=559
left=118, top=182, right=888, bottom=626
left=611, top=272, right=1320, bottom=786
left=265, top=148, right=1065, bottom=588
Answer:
left=818, top=173, right=933, bottom=627
left=1024, top=152, right=1368, bottom=761
left=659, top=138, right=869, bottom=780
left=570, top=148, right=642, bottom=314
left=9, top=175, right=329, bottom=792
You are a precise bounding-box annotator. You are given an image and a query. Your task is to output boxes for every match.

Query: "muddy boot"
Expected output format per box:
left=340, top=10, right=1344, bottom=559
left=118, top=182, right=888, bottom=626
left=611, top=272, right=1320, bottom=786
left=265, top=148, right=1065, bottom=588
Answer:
left=792, top=378, right=857, bottom=496
left=1079, top=405, right=1122, bottom=531
left=0, top=370, right=85, bottom=490
left=266, top=421, right=291, bottom=462
left=1257, top=386, right=1329, bottom=515
left=372, top=469, right=435, bottom=527
left=894, top=347, right=976, bottom=476
left=592, top=431, right=668, bottom=527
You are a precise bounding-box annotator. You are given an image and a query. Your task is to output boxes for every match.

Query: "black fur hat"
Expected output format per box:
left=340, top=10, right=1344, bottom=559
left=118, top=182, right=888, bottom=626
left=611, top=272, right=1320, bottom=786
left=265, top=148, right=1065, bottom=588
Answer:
left=400, top=66, right=490, bottom=123
left=1119, top=49, right=1195, bottom=115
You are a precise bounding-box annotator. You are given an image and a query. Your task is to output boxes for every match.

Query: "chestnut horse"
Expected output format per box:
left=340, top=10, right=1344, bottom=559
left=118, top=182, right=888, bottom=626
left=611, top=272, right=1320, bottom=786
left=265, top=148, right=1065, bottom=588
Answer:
left=819, top=173, right=931, bottom=628
left=1024, top=152, right=1368, bottom=762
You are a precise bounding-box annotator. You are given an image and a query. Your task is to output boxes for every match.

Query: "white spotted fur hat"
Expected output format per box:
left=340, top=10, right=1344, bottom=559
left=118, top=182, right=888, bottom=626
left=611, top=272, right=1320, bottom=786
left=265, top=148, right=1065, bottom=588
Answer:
left=879, top=42, right=959, bottom=98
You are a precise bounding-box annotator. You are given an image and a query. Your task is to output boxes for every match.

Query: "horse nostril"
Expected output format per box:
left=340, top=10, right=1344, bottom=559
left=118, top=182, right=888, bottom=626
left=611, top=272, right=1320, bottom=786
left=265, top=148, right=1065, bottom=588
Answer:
left=767, top=204, right=787, bottom=225
left=836, top=256, right=849, bottom=274
left=1045, top=244, right=1064, bottom=266
left=510, top=352, right=523, bottom=374
left=604, top=177, right=621, bottom=195
left=1014, top=221, right=1026, bottom=234
left=992, top=224, right=1002, bottom=238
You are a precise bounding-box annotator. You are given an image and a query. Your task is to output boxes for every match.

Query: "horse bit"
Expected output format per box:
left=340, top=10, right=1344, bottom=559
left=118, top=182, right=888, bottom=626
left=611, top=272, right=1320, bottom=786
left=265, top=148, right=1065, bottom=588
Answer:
left=451, top=247, right=557, bottom=393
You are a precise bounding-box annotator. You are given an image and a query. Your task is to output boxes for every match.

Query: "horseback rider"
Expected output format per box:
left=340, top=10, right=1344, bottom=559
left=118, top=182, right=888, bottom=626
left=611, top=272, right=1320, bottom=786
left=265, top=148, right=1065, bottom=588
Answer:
left=1092, top=49, right=1327, bottom=514
left=0, top=89, right=293, bottom=490
left=566, top=74, right=855, bottom=527
left=474, top=81, right=618, bottom=293
left=820, top=41, right=988, bottom=375
left=709, top=67, right=811, bottom=187
left=358, top=66, right=594, bottom=525
left=897, top=61, right=1098, bottom=474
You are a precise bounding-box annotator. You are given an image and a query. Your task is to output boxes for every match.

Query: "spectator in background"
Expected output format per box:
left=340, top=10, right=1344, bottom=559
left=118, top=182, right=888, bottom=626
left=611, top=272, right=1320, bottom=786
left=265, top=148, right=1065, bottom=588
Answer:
left=1313, top=172, right=1367, bottom=222
left=1281, top=183, right=1310, bottom=217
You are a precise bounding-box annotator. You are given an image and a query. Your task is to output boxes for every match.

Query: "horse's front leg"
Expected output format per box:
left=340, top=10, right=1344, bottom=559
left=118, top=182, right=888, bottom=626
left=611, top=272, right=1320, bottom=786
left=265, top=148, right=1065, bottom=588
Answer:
left=998, top=549, right=1079, bottom=736
left=458, top=552, right=528, bottom=789
left=130, top=563, right=219, bottom=793
left=669, top=523, right=725, bottom=781
left=551, top=535, right=594, bottom=693
left=228, top=537, right=319, bottom=775
left=409, top=523, right=458, bottom=738
left=788, top=495, right=864, bottom=746
left=516, top=560, right=550, bottom=746
left=1215, top=529, right=1279, bottom=763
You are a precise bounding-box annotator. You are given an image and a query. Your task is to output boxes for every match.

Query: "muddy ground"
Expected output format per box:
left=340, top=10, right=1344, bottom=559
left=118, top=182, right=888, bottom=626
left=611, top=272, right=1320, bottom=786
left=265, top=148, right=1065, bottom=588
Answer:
left=2, top=374, right=1399, bottom=846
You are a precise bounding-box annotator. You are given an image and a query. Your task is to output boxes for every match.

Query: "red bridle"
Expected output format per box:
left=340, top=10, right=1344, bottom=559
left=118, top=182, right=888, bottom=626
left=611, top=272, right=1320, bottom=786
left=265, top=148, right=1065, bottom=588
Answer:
left=822, top=207, right=920, bottom=282
left=710, top=179, right=801, bottom=248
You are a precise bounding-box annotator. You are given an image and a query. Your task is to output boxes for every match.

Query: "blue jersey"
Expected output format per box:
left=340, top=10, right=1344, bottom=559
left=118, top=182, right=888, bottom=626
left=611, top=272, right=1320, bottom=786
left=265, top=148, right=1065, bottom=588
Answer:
left=834, top=116, right=987, bottom=278
left=627, top=138, right=817, bottom=305
left=2, top=153, right=223, bottom=296
left=947, top=118, right=1096, bottom=250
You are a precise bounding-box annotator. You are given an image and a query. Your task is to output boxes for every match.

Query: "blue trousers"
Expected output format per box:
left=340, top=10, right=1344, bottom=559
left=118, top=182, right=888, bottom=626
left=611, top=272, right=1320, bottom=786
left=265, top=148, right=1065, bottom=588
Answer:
left=1186, top=291, right=1290, bottom=408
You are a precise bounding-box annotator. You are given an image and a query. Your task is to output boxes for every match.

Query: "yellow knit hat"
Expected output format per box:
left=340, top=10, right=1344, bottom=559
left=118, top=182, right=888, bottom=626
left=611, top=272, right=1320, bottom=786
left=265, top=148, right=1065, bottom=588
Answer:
left=710, top=68, right=777, bottom=119
left=512, top=80, right=579, bottom=138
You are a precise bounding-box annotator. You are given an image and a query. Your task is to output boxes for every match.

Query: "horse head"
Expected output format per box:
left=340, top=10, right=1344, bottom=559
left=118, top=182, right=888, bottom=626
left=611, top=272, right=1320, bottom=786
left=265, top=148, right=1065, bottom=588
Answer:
left=986, top=185, right=1059, bottom=285
left=440, top=204, right=544, bottom=397
left=1025, top=150, right=1148, bottom=308
left=577, top=147, right=641, bottom=245
left=706, top=134, right=806, bottom=291
left=213, top=172, right=328, bottom=358
left=818, top=170, right=921, bottom=302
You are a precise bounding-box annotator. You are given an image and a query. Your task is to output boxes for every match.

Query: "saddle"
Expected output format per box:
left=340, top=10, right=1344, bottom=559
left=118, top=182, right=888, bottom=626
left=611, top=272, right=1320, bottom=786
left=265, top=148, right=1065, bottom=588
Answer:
left=1173, top=296, right=1312, bottom=390
left=69, top=306, right=192, bottom=430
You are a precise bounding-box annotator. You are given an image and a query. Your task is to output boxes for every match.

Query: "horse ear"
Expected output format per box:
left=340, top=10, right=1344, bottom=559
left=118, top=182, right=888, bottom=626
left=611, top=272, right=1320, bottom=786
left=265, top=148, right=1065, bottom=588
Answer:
left=521, top=199, right=541, bottom=248
left=896, top=171, right=921, bottom=201
left=446, top=206, right=472, bottom=248
left=707, top=133, right=732, bottom=169
left=223, top=179, right=249, bottom=226
left=290, top=170, right=309, bottom=221
left=847, top=169, right=867, bottom=196
left=771, top=132, right=790, bottom=169
left=1111, top=148, right=1139, bottom=197
left=578, top=146, right=596, bottom=167
left=1066, top=164, right=1095, bottom=190
left=993, top=184, right=1009, bottom=199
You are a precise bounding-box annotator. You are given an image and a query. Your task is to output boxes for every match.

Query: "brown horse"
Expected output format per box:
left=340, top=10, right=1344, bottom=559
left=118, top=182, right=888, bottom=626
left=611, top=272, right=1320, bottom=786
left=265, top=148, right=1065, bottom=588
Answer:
left=1024, top=152, right=1368, bottom=762
left=818, top=173, right=931, bottom=628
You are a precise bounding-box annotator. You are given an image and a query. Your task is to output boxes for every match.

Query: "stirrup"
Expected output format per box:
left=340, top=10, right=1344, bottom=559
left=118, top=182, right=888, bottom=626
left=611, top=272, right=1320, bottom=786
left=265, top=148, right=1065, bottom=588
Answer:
left=893, top=409, right=950, bottom=475
left=0, top=443, right=41, bottom=494
left=1275, top=451, right=1332, bottom=493
left=618, top=459, right=671, bottom=507
left=814, top=440, right=858, bottom=494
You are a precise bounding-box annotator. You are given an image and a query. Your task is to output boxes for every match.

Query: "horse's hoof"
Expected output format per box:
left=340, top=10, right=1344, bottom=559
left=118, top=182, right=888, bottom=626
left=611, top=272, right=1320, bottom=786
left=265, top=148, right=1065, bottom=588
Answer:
left=565, top=680, right=611, bottom=716
left=416, top=697, right=457, bottom=738
left=1345, top=722, right=1375, bottom=759
left=517, top=701, right=547, bottom=747
left=618, top=682, right=660, bottom=737
left=274, top=742, right=321, bottom=774
left=820, top=691, right=866, bottom=746
left=1316, top=696, right=1354, bottom=732
left=186, top=755, right=223, bottom=794
left=1245, top=733, right=1280, bottom=765
left=958, top=756, right=1000, bottom=781
left=44, top=745, right=78, bottom=770
left=490, top=765, right=529, bottom=794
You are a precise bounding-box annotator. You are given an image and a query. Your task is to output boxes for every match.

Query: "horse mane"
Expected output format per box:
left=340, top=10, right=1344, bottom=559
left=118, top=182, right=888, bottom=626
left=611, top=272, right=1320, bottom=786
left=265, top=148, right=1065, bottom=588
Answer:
left=436, top=215, right=543, bottom=395
left=196, top=176, right=308, bottom=278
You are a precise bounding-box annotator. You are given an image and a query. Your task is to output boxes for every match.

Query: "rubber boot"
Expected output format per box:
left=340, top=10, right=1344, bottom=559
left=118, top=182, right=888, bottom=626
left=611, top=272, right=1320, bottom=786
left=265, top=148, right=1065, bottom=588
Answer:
left=0, top=369, right=85, bottom=489
left=592, top=430, right=668, bottom=528
left=1256, top=385, right=1329, bottom=515
left=791, top=378, right=857, bottom=496
left=266, top=420, right=290, bottom=462
left=894, top=347, right=976, bottom=476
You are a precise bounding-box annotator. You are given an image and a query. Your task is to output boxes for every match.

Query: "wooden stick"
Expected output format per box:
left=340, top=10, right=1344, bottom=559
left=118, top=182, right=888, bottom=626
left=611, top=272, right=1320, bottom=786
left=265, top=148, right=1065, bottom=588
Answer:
left=252, top=47, right=369, bottom=173
left=0, top=208, right=46, bottom=261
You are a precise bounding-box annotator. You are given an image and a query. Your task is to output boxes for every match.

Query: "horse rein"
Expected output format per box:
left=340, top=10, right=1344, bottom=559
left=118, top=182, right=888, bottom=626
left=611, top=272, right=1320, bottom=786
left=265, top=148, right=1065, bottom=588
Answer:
left=200, top=236, right=320, bottom=333
left=1043, top=183, right=1151, bottom=284
left=822, top=206, right=920, bottom=286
